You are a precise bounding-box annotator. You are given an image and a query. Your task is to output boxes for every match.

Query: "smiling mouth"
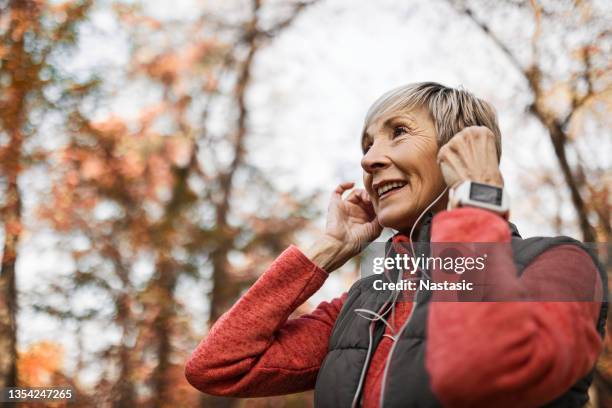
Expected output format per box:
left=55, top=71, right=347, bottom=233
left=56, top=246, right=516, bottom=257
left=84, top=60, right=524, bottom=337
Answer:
left=377, top=181, right=408, bottom=200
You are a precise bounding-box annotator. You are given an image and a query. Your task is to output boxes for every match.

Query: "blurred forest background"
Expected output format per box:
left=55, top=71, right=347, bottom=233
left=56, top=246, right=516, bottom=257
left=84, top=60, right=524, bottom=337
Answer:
left=0, top=0, right=610, bottom=407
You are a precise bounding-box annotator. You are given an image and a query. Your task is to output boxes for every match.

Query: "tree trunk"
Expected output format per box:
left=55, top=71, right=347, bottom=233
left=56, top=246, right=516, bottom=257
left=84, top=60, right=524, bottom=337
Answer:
left=150, top=260, right=177, bottom=408
left=0, top=171, right=21, bottom=388
left=0, top=0, right=31, bottom=387
left=526, top=69, right=596, bottom=243
left=113, top=293, right=136, bottom=408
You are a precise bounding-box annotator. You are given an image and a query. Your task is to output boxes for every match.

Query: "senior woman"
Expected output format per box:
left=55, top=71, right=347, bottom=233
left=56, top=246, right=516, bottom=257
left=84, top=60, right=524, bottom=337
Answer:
left=185, top=82, right=606, bottom=407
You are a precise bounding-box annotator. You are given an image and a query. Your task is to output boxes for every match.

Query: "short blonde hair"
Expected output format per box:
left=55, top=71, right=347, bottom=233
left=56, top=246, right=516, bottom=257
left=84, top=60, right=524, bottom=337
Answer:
left=363, top=82, right=502, bottom=159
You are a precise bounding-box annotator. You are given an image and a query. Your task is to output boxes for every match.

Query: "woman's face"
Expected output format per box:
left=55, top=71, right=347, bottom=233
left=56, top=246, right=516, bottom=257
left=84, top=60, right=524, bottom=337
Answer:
left=361, top=107, right=446, bottom=232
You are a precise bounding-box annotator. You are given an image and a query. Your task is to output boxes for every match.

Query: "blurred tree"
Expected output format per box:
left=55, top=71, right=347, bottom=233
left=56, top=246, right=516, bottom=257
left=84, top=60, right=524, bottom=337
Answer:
left=447, top=0, right=610, bottom=243
left=0, top=0, right=96, bottom=388
left=35, top=0, right=319, bottom=406
left=18, top=340, right=96, bottom=407
left=447, top=0, right=611, bottom=405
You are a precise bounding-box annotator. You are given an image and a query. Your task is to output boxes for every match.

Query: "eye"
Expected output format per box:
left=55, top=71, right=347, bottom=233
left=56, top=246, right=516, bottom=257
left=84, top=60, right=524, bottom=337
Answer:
left=393, top=126, right=409, bottom=138
left=363, top=143, right=372, bottom=154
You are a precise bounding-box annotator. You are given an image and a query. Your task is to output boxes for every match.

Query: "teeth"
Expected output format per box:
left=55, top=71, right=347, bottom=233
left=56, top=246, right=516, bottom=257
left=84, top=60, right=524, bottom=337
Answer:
left=377, top=181, right=406, bottom=197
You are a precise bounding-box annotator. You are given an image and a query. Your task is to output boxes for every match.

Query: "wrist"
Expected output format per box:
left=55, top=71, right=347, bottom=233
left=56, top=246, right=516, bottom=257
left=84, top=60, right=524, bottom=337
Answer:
left=472, top=172, right=504, bottom=188
left=302, top=234, right=354, bottom=273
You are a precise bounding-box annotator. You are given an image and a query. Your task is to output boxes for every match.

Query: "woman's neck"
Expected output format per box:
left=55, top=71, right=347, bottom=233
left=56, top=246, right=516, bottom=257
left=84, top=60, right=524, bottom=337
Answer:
left=398, top=195, right=448, bottom=239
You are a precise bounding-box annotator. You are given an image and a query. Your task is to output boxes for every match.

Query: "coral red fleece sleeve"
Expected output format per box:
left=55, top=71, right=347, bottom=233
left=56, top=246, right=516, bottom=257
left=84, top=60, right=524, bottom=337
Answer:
left=184, top=245, right=347, bottom=397
left=426, top=207, right=603, bottom=408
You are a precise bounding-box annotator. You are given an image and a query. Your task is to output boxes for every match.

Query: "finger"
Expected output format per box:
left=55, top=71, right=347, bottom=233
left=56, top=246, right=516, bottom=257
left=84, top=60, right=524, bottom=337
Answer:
left=332, top=182, right=355, bottom=197
left=359, top=189, right=372, bottom=203
left=358, top=190, right=376, bottom=218
left=361, top=199, right=377, bottom=219
left=346, top=188, right=362, bottom=203
left=440, top=159, right=464, bottom=188
left=448, top=138, right=471, bottom=168
left=348, top=189, right=374, bottom=211
left=485, top=135, right=498, bottom=163
left=357, top=189, right=375, bottom=209
left=351, top=191, right=377, bottom=219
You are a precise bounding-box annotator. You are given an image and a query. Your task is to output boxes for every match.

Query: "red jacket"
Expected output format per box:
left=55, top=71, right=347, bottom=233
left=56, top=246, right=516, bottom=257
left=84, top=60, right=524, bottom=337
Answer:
left=185, top=208, right=603, bottom=407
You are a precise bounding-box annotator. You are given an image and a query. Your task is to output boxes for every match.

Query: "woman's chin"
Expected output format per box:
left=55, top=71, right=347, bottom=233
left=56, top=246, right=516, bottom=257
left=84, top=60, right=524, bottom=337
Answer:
left=377, top=209, right=416, bottom=232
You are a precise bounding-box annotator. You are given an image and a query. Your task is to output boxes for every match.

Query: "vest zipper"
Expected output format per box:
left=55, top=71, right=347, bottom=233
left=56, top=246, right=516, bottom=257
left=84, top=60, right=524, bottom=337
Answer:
left=378, top=291, right=419, bottom=408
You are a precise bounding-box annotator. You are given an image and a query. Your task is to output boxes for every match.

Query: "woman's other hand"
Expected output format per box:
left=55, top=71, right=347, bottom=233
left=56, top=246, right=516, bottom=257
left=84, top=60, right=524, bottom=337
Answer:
left=437, top=126, right=504, bottom=188
left=302, top=182, right=382, bottom=272
left=326, top=182, right=383, bottom=252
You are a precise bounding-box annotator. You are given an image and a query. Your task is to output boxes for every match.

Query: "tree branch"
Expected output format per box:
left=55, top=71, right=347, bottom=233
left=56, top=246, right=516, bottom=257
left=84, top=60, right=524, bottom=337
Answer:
left=260, top=0, right=320, bottom=38
left=448, top=0, right=597, bottom=242
left=450, top=3, right=525, bottom=75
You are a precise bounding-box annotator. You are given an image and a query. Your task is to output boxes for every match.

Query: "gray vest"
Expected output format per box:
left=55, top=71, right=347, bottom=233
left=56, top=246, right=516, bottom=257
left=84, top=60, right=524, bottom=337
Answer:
left=314, top=214, right=607, bottom=407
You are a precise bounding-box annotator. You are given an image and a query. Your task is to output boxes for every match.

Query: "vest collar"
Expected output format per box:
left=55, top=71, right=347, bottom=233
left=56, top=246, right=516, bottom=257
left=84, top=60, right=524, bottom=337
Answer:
left=387, top=211, right=523, bottom=245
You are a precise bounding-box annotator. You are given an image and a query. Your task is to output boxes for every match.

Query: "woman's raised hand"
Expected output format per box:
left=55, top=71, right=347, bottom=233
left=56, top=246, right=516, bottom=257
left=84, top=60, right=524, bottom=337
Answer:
left=325, top=182, right=383, bottom=254
left=302, top=182, right=382, bottom=272
left=437, top=126, right=503, bottom=188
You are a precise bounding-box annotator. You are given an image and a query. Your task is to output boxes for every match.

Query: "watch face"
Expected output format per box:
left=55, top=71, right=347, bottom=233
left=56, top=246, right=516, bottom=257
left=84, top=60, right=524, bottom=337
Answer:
left=469, top=182, right=503, bottom=205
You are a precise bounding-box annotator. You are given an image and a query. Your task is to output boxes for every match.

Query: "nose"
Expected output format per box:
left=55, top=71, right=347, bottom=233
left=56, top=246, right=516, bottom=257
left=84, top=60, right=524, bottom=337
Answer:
left=361, top=141, right=391, bottom=174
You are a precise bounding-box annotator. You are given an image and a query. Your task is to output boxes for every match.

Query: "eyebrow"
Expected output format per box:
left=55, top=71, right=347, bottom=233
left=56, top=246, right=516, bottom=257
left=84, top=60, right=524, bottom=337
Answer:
left=361, top=113, right=418, bottom=149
